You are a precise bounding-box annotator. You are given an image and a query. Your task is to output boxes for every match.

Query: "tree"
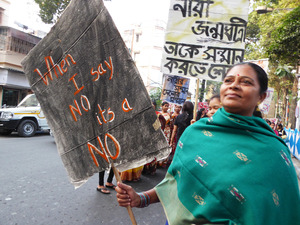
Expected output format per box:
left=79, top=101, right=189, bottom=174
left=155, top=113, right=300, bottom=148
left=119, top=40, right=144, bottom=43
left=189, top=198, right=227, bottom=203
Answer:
left=149, top=87, right=162, bottom=110
left=34, top=0, right=71, bottom=24
left=245, top=0, right=299, bottom=127
left=268, top=6, right=300, bottom=65
left=268, top=6, right=300, bottom=128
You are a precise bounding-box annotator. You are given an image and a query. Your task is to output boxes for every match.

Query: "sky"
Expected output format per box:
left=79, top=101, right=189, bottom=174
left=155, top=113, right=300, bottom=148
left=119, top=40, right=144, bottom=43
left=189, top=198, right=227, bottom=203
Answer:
left=9, top=0, right=171, bottom=34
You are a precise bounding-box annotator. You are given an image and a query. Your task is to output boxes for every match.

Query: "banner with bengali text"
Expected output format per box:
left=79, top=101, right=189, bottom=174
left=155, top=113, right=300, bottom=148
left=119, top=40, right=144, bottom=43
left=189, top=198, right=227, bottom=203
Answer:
left=162, top=0, right=249, bottom=81
left=259, top=88, right=274, bottom=115
left=160, top=75, right=190, bottom=105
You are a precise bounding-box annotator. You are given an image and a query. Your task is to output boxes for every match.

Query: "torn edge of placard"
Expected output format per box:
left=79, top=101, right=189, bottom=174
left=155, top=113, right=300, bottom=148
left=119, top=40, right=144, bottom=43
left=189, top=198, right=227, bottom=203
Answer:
left=153, top=118, right=162, bottom=131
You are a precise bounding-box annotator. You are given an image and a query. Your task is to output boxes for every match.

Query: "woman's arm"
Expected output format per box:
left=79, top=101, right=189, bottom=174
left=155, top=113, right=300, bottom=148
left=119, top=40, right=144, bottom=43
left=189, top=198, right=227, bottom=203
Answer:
left=170, top=125, right=178, bottom=145
left=116, top=182, right=159, bottom=208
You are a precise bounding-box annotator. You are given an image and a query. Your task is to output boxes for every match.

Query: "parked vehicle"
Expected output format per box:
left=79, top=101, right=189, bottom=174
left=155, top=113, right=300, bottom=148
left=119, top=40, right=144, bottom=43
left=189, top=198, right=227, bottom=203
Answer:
left=0, top=94, right=50, bottom=137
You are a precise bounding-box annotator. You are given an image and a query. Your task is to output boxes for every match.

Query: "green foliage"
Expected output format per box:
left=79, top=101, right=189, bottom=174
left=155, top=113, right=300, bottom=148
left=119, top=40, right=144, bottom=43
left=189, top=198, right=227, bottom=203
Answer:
left=245, top=0, right=299, bottom=62
left=205, top=80, right=222, bottom=95
left=268, top=6, right=300, bottom=65
left=275, top=65, right=294, bottom=79
left=34, top=0, right=71, bottom=24
left=149, top=87, right=162, bottom=109
left=245, top=0, right=299, bottom=121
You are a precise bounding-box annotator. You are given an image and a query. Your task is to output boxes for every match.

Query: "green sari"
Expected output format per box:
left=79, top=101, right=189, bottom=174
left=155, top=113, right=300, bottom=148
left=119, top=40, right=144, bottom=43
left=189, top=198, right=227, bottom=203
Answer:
left=155, top=108, right=300, bottom=225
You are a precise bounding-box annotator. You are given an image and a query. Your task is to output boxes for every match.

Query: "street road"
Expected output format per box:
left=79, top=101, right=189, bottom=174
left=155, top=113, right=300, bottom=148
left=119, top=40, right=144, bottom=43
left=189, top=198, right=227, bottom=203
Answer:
left=0, top=133, right=167, bottom=225
left=2, top=133, right=300, bottom=225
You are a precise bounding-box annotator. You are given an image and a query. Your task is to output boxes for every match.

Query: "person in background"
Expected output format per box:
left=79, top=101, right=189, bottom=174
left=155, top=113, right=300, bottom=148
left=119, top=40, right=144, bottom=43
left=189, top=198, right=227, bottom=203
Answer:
left=195, top=108, right=207, bottom=121
left=152, top=101, right=165, bottom=125
left=143, top=100, right=164, bottom=175
left=160, top=101, right=172, bottom=142
left=97, top=168, right=115, bottom=194
left=206, top=94, right=221, bottom=117
left=120, top=165, right=144, bottom=182
left=158, top=101, right=172, bottom=168
left=270, top=122, right=279, bottom=136
left=168, top=105, right=182, bottom=165
left=170, top=101, right=194, bottom=149
left=115, top=62, right=300, bottom=225
left=191, top=95, right=221, bottom=125
left=277, top=123, right=287, bottom=139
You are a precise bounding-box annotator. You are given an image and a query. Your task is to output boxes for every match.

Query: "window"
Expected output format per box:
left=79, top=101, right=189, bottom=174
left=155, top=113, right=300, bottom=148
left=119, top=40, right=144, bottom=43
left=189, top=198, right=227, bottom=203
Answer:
left=2, top=89, right=19, bottom=107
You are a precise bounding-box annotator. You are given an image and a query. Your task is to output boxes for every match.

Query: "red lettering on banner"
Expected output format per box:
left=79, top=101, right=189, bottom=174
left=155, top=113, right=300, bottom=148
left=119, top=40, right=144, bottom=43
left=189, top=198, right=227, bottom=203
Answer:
left=107, top=108, right=115, bottom=122
left=80, top=95, right=90, bottom=112
left=87, top=133, right=121, bottom=166
left=104, top=133, right=120, bottom=160
left=97, top=104, right=107, bottom=124
left=90, top=57, right=114, bottom=81
left=33, top=54, right=76, bottom=86
left=69, top=100, right=82, bottom=122
left=122, top=98, right=133, bottom=112
left=68, top=95, right=91, bottom=122
left=96, top=104, right=115, bottom=126
left=69, top=73, right=85, bottom=95
left=87, top=137, right=108, bottom=166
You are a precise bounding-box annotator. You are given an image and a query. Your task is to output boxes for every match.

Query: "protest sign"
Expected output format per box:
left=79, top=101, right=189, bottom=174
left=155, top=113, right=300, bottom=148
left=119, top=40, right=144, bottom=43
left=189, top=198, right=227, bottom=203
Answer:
left=21, top=0, right=170, bottom=188
left=162, top=0, right=249, bottom=81
left=160, top=75, right=190, bottom=105
left=259, top=87, right=274, bottom=115
left=198, top=102, right=209, bottom=111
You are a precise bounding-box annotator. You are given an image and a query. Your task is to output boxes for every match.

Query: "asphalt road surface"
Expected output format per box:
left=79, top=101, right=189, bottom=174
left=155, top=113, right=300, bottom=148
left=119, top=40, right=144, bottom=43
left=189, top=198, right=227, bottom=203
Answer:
left=0, top=133, right=167, bottom=225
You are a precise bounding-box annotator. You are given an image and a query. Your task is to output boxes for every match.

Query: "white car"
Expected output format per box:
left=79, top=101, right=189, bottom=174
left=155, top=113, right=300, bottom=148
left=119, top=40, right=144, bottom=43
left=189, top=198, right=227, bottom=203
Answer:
left=0, top=94, right=50, bottom=137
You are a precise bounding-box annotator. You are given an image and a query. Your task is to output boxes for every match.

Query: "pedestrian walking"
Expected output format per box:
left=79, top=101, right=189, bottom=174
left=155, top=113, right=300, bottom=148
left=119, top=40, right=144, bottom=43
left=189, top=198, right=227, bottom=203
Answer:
left=97, top=168, right=115, bottom=194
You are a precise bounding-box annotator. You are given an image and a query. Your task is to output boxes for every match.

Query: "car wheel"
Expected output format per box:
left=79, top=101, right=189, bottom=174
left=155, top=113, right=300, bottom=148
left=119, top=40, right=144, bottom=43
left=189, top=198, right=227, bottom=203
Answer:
left=17, top=120, right=37, bottom=137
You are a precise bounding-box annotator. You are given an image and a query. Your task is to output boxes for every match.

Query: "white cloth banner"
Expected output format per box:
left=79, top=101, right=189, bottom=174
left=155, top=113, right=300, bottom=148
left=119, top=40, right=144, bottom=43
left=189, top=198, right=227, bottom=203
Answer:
left=161, top=0, right=250, bottom=81
left=285, top=128, right=300, bottom=160
left=259, top=88, right=274, bottom=115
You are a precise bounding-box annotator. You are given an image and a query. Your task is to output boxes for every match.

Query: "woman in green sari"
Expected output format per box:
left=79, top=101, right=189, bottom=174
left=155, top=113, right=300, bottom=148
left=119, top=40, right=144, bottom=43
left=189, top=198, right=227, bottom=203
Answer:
left=116, top=62, right=300, bottom=225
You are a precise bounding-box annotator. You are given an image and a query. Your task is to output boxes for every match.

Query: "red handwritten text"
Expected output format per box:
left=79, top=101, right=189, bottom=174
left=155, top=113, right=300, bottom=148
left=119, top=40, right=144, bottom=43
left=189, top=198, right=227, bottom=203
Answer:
left=91, top=57, right=113, bottom=81
left=34, top=54, right=76, bottom=86
left=87, top=133, right=121, bottom=165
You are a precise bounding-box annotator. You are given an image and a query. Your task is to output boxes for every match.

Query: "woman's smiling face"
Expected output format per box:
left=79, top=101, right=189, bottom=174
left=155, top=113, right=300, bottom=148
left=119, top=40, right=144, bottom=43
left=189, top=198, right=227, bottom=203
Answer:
left=220, top=64, right=266, bottom=117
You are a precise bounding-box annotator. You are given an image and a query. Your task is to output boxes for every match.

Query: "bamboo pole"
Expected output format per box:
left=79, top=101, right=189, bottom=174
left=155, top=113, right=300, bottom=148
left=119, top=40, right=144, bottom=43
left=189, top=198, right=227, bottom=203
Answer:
left=193, top=78, right=200, bottom=120
left=110, top=161, right=137, bottom=225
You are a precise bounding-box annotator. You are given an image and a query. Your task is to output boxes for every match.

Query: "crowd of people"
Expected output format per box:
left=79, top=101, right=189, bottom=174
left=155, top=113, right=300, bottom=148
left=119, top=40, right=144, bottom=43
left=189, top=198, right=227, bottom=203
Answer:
left=265, top=119, right=287, bottom=139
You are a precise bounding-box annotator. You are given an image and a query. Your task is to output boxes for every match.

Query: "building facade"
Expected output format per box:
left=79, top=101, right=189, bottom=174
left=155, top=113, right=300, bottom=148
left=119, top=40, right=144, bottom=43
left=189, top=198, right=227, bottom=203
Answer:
left=0, top=0, right=41, bottom=108
left=122, top=20, right=167, bottom=91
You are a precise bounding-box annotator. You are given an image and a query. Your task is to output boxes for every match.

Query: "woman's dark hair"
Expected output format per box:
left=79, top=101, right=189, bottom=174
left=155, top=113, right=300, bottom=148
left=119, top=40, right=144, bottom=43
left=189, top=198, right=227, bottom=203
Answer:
left=181, top=101, right=194, bottom=126
left=277, top=124, right=283, bottom=129
left=196, top=108, right=207, bottom=121
left=253, top=110, right=263, bottom=118
left=210, top=94, right=220, bottom=102
left=162, top=101, right=169, bottom=106
left=182, top=101, right=194, bottom=114
left=225, top=62, right=268, bottom=94
left=199, top=108, right=206, bottom=114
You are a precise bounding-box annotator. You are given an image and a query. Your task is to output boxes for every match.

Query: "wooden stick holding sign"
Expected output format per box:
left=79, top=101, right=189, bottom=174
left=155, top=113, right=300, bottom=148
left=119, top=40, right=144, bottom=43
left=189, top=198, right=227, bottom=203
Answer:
left=110, top=160, right=137, bottom=225
left=193, top=78, right=200, bottom=121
